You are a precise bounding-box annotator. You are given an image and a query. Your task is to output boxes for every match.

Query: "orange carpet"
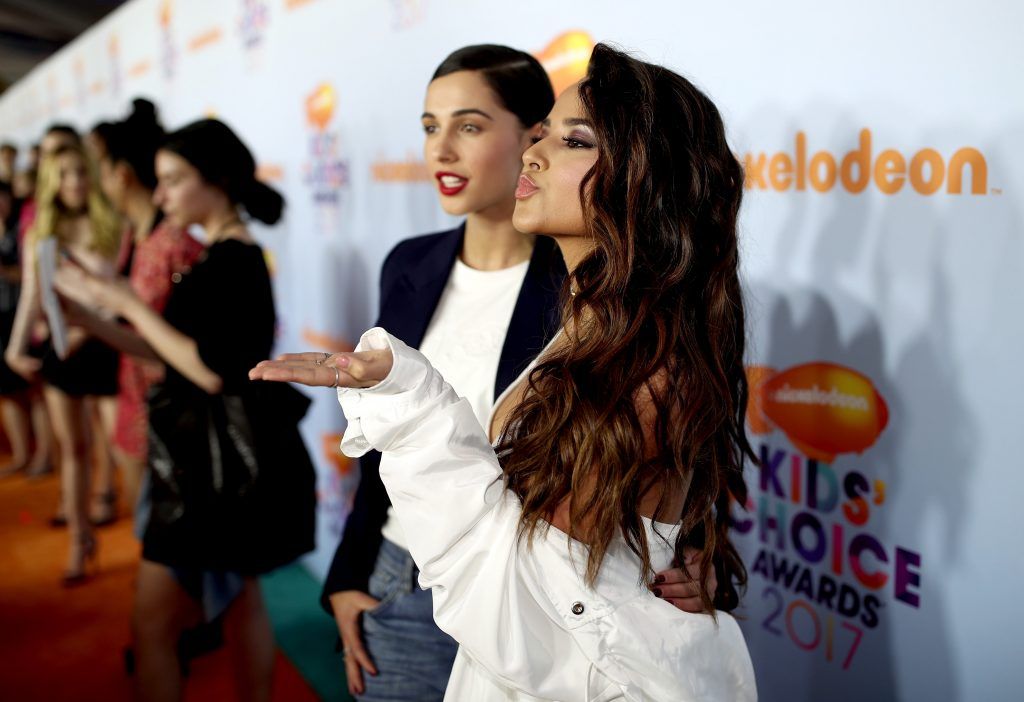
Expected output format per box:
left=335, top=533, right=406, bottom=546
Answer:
left=0, top=469, right=320, bottom=701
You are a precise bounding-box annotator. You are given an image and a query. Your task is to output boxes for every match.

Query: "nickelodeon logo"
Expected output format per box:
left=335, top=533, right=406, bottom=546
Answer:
left=536, top=31, right=594, bottom=96
left=747, top=363, right=889, bottom=463
left=128, top=60, right=152, bottom=79
left=745, top=129, right=988, bottom=195
left=187, top=26, right=223, bottom=53
left=306, top=83, right=336, bottom=130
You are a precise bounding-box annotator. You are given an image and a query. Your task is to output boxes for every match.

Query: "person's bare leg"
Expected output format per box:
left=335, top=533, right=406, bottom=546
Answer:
left=43, top=386, right=92, bottom=576
left=115, top=450, right=144, bottom=516
left=86, top=396, right=118, bottom=522
left=0, top=397, right=30, bottom=475
left=26, top=388, right=53, bottom=476
left=88, top=396, right=120, bottom=522
left=133, top=559, right=202, bottom=702
left=224, top=578, right=275, bottom=702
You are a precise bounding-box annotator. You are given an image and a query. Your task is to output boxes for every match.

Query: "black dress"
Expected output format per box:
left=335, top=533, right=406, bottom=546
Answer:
left=35, top=238, right=120, bottom=397
left=38, top=339, right=120, bottom=396
left=141, top=239, right=316, bottom=575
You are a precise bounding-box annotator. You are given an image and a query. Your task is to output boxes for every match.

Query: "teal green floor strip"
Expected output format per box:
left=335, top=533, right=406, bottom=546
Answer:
left=262, top=564, right=354, bottom=701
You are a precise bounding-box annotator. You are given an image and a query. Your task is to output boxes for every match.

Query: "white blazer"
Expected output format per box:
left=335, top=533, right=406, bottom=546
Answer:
left=337, top=328, right=757, bottom=702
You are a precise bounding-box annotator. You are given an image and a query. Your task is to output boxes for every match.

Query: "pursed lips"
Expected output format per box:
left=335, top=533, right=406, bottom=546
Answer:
left=514, top=174, right=539, bottom=199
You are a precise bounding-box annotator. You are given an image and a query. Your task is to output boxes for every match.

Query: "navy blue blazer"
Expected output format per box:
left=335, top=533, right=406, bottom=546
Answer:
left=321, top=224, right=566, bottom=609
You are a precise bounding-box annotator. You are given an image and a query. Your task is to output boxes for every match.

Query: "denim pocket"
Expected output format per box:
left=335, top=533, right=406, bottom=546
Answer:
left=365, top=542, right=411, bottom=617
left=367, top=562, right=399, bottom=602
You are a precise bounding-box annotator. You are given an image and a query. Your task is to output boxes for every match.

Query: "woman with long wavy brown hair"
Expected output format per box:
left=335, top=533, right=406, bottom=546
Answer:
left=254, top=43, right=756, bottom=701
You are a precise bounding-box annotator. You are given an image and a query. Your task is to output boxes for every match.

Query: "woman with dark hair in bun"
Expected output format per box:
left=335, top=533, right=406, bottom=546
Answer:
left=58, top=118, right=315, bottom=702
left=88, top=99, right=204, bottom=516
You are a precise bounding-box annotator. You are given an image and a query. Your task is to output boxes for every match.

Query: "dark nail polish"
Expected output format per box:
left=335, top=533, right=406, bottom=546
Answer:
left=653, top=587, right=662, bottom=597
left=654, top=574, right=665, bottom=584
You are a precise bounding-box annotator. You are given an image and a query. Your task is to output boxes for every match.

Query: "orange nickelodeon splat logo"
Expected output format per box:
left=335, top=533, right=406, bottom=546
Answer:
left=536, top=31, right=595, bottom=96
left=746, top=362, right=889, bottom=463
left=160, top=0, right=173, bottom=28
left=322, top=434, right=354, bottom=476
left=306, top=83, right=336, bottom=130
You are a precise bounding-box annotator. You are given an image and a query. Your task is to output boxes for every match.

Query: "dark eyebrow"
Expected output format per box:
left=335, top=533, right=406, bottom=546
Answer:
left=540, top=117, right=592, bottom=128
left=421, top=108, right=494, bottom=121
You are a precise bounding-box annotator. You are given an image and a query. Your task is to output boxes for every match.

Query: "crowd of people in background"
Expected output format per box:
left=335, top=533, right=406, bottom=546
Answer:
left=1, top=41, right=756, bottom=702
left=1, top=103, right=317, bottom=701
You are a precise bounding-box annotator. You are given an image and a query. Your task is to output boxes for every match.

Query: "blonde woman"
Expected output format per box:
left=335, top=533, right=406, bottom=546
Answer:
left=5, top=143, right=121, bottom=585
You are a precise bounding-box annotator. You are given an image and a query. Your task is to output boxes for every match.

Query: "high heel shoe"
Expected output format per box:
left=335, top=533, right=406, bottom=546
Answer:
left=61, top=536, right=98, bottom=588
left=0, top=460, right=27, bottom=478
left=26, top=461, right=54, bottom=480
left=49, top=491, right=67, bottom=528
left=90, top=490, right=118, bottom=527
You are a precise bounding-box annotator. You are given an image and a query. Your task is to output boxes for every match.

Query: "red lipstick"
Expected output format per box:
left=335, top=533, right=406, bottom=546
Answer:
left=436, top=171, right=468, bottom=196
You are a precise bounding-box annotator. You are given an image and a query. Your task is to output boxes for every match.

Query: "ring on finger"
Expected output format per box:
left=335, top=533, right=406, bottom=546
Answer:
left=332, top=366, right=341, bottom=388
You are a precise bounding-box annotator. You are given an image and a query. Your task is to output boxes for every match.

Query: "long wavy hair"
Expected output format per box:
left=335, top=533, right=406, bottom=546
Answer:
left=498, top=44, right=754, bottom=612
left=29, top=144, right=120, bottom=258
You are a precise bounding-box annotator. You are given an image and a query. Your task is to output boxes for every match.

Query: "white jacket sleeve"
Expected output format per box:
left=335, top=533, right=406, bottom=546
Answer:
left=337, top=328, right=757, bottom=702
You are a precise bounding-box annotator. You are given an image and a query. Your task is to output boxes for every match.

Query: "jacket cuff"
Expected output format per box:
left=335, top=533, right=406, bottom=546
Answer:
left=336, top=327, right=436, bottom=457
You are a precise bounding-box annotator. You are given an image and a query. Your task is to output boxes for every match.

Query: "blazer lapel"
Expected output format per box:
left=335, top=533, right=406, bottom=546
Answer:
left=493, top=236, right=567, bottom=399
left=377, top=224, right=464, bottom=349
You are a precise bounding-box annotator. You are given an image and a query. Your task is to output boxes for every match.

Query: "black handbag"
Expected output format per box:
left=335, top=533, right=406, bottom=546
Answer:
left=145, top=380, right=313, bottom=572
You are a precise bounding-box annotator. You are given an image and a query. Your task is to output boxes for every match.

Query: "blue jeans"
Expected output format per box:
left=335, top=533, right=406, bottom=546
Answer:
left=359, top=539, right=459, bottom=702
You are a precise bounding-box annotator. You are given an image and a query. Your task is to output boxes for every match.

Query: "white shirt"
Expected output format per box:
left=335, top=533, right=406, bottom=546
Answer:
left=339, top=328, right=758, bottom=702
left=380, top=257, right=530, bottom=549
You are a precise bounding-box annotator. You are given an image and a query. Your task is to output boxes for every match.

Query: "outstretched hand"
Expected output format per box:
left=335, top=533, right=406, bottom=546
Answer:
left=53, top=263, right=136, bottom=316
left=249, top=349, right=393, bottom=389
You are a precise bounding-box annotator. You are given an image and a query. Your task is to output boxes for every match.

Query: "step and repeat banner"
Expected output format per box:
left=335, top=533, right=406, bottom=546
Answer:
left=1, top=1, right=1020, bottom=699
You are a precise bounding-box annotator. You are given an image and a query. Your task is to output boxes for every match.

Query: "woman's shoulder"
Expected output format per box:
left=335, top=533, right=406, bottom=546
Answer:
left=193, top=237, right=268, bottom=282
left=205, top=236, right=263, bottom=261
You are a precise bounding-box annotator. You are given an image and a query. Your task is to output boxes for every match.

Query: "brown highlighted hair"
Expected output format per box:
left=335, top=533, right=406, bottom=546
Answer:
left=498, top=44, right=754, bottom=612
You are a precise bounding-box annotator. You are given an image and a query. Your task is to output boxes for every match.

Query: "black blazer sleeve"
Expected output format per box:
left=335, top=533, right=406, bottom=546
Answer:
left=319, top=450, right=387, bottom=608
left=319, top=244, right=404, bottom=612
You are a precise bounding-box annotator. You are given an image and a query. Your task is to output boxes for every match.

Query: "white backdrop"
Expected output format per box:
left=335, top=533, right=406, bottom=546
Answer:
left=1, top=1, right=1021, bottom=700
